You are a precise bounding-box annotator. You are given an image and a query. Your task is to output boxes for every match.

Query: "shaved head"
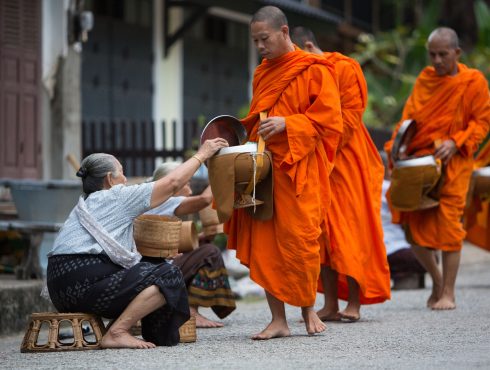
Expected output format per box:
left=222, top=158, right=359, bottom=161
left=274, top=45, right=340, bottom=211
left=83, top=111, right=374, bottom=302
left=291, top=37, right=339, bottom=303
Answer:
left=428, top=27, right=459, bottom=49
left=427, top=27, right=461, bottom=76
left=291, top=26, right=319, bottom=49
left=251, top=6, right=288, bottom=30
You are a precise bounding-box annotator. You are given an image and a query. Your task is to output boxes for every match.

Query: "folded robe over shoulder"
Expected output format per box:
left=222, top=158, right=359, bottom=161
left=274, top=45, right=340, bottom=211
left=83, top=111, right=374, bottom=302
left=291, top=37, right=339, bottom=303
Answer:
left=320, top=52, right=391, bottom=304
left=225, top=48, right=343, bottom=307
left=384, top=63, right=490, bottom=252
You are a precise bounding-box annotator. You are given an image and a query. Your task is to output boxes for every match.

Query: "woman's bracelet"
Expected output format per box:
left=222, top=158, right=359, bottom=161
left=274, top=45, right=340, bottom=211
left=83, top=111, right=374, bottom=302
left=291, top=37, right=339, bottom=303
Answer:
left=192, top=154, right=204, bottom=166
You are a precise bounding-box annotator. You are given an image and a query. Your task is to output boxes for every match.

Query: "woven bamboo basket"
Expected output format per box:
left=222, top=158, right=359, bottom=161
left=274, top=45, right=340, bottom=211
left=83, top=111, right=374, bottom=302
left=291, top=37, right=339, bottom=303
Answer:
left=198, top=205, right=224, bottom=237
left=179, top=316, right=196, bottom=343
left=178, top=221, right=198, bottom=253
left=134, top=215, right=182, bottom=258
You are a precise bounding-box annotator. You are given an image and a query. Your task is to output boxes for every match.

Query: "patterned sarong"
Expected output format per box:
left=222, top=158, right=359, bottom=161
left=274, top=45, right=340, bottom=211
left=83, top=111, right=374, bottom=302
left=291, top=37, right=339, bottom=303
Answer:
left=47, top=253, right=189, bottom=346
left=143, top=243, right=236, bottom=319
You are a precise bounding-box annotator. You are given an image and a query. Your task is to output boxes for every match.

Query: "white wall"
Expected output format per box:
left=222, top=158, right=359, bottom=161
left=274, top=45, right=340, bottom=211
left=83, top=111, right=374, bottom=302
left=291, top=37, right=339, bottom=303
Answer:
left=151, top=2, right=257, bottom=164
left=41, top=0, right=70, bottom=179
left=153, top=0, right=183, bottom=158
left=207, top=7, right=256, bottom=101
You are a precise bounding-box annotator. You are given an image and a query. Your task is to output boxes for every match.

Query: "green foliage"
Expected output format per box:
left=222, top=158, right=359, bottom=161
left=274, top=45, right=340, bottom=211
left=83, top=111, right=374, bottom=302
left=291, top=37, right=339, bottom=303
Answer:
left=463, top=0, right=490, bottom=79
left=352, top=27, right=430, bottom=128
left=352, top=0, right=490, bottom=128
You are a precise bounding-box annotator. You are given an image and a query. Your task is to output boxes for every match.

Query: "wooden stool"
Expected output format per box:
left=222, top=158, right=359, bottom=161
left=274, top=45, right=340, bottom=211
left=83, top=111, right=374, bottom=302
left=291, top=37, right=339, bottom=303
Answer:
left=20, top=312, right=106, bottom=352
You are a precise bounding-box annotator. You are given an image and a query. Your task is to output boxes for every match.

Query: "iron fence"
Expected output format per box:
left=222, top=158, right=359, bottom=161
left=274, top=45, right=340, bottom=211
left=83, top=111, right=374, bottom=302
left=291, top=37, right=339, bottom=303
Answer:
left=82, top=119, right=202, bottom=177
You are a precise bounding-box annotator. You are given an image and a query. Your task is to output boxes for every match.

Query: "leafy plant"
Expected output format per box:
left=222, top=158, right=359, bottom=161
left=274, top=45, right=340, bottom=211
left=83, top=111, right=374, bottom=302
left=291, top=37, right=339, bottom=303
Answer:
left=352, top=0, right=490, bottom=128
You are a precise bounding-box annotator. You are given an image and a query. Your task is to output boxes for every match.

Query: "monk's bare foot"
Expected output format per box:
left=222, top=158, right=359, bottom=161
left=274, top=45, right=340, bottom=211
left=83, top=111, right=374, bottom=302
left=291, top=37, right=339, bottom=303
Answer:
left=431, top=295, right=456, bottom=310
left=251, top=320, right=290, bottom=340
left=427, top=293, right=439, bottom=308
left=301, top=307, right=326, bottom=335
left=194, top=312, right=224, bottom=328
left=427, top=283, right=442, bottom=308
left=101, top=328, right=156, bottom=349
left=339, top=304, right=361, bottom=322
left=427, top=284, right=441, bottom=308
left=316, top=307, right=341, bottom=322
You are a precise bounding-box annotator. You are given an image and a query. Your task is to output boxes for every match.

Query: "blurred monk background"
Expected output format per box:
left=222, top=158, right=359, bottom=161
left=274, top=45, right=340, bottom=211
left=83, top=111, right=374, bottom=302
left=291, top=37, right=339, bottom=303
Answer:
left=384, top=27, right=490, bottom=310
left=291, top=27, right=391, bottom=322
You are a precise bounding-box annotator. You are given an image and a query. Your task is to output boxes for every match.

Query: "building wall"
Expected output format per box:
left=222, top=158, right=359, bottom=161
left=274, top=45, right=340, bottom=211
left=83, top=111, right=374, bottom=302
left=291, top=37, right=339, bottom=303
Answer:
left=42, top=0, right=81, bottom=180
left=153, top=0, right=183, bottom=153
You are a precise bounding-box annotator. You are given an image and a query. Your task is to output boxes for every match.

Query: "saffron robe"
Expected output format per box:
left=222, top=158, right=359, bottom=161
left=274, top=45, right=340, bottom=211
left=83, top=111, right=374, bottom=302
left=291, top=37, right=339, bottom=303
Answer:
left=464, top=134, right=490, bottom=251
left=385, top=63, right=490, bottom=252
left=321, top=52, right=391, bottom=304
left=225, top=48, right=343, bottom=307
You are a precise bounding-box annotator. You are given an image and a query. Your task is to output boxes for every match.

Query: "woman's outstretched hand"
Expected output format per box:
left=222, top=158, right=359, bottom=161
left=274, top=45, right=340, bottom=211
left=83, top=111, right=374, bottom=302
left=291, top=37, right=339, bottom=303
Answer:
left=196, top=138, right=229, bottom=161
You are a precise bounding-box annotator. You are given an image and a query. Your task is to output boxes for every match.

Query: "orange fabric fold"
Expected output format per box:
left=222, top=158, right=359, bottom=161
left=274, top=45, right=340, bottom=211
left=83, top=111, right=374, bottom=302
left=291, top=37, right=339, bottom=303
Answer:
left=474, top=134, right=490, bottom=168
left=318, top=52, right=391, bottom=304
left=465, top=132, right=490, bottom=251
left=225, top=48, right=343, bottom=307
left=384, top=63, right=490, bottom=252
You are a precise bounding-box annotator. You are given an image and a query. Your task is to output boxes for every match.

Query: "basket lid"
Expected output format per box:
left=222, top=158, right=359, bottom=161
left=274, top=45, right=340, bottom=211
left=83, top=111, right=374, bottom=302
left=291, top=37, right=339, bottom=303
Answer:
left=200, top=115, right=247, bottom=147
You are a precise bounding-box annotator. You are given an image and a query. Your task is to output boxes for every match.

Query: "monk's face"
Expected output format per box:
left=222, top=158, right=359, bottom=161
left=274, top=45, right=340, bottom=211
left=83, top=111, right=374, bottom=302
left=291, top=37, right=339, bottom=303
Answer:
left=251, top=21, right=291, bottom=59
left=427, top=37, right=461, bottom=76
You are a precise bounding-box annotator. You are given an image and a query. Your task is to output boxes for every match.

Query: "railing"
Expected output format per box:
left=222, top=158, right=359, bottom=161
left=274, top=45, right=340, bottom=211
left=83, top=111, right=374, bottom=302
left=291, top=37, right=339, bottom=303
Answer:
left=82, top=119, right=203, bottom=177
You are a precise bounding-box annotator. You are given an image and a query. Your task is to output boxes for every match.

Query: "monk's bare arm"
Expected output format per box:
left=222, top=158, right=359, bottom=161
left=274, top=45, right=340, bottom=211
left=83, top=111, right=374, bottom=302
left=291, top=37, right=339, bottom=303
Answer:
left=174, top=185, right=213, bottom=216
left=149, top=138, right=228, bottom=209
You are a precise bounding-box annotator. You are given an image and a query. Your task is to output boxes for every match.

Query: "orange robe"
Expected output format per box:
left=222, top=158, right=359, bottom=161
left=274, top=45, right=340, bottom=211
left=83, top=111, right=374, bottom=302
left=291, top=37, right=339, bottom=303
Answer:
left=464, top=133, right=490, bottom=251
left=320, top=52, right=391, bottom=304
left=225, top=48, right=343, bottom=307
left=385, top=63, right=490, bottom=252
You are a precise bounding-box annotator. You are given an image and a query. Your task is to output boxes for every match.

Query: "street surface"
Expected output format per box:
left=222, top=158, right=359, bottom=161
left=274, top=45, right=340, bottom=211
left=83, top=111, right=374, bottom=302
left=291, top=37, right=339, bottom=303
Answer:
left=1, top=243, right=489, bottom=369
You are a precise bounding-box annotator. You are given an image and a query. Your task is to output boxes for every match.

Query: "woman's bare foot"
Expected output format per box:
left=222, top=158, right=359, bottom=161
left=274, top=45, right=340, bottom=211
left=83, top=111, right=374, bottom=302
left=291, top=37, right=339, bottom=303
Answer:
left=251, top=320, right=290, bottom=340
left=316, top=307, right=342, bottom=322
left=194, top=312, right=224, bottom=328
left=431, top=295, right=456, bottom=310
left=190, top=306, right=224, bottom=328
left=301, top=307, right=326, bottom=335
left=101, top=328, right=156, bottom=349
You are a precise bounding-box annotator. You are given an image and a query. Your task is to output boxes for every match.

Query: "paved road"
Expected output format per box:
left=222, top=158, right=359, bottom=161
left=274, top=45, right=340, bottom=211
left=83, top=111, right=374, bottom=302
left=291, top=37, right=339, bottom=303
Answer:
left=1, top=243, right=490, bottom=370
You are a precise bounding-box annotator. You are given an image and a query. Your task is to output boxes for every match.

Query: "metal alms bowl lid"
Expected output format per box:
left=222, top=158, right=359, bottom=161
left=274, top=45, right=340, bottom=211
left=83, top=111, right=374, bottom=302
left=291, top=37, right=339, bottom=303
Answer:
left=391, top=119, right=417, bottom=162
left=200, top=115, right=247, bottom=147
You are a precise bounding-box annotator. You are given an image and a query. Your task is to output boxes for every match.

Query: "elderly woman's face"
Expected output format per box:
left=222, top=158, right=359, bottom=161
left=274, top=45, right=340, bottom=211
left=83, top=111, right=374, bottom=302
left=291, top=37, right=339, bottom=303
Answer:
left=112, top=161, right=127, bottom=186
left=175, top=182, right=192, bottom=197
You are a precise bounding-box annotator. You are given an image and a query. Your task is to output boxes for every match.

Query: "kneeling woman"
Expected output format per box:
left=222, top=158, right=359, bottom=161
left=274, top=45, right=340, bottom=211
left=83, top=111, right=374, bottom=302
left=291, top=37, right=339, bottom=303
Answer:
left=46, top=138, right=228, bottom=349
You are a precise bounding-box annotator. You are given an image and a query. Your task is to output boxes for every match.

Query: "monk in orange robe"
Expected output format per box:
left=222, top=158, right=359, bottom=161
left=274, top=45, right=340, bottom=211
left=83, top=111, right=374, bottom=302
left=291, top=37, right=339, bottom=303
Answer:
left=384, top=27, right=490, bottom=310
left=291, top=27, right=391, bottom=322
left=225, top=6, right=343, bottom=339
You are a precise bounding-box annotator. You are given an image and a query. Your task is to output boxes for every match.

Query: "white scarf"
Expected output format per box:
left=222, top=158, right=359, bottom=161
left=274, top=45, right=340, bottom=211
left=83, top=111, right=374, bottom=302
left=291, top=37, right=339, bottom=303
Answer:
left=75, top=196, right=141, bottom=268
left=41, top=196, right=142, bottom=300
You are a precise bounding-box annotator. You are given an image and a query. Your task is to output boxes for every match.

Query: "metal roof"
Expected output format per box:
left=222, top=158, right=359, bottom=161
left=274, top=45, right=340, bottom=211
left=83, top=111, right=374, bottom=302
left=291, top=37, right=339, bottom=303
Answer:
left=256, top=0, right=342, bottom=25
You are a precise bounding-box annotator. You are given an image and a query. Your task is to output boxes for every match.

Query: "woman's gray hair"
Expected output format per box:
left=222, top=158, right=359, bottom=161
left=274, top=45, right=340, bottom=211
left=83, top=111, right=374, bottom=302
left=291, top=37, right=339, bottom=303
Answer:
left=76, top=153, right=120, bottom=196
left=151, top=162, right=180, bottom=181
